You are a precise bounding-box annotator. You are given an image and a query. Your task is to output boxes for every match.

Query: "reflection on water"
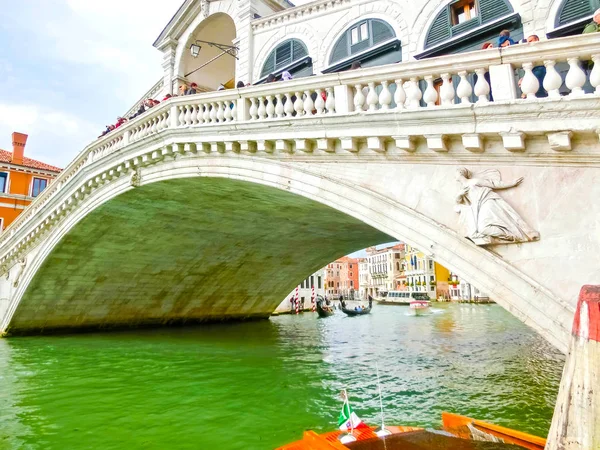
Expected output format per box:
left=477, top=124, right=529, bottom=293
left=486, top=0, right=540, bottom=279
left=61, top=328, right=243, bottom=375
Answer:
left=0, top=304, right=563, bottom=449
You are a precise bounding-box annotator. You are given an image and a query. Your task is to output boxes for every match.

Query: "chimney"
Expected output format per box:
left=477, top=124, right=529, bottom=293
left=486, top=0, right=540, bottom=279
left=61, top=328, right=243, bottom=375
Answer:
left=12, top=132, right=28, bottom=165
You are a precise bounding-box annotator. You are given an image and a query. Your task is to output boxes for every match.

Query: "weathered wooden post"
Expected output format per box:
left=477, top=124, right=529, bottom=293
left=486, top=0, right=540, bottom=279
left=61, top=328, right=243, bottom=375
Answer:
left=546, top=285, right=600, bottom=449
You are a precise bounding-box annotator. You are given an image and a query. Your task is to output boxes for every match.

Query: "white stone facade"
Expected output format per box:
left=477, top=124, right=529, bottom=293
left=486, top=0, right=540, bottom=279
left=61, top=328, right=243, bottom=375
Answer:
left=150, top=0, right=586, bottom=97
left=363, top=245, right=405, bottom=296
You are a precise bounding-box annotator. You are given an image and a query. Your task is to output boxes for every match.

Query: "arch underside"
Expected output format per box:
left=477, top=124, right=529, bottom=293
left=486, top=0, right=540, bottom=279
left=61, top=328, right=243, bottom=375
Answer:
left=7, top=178, right=391, bottom=335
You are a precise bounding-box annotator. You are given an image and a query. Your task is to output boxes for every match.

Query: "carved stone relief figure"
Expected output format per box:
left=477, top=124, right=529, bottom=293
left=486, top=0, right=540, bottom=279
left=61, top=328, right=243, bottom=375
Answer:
left=13, top=257, right=27, bottom=288
left=455, top=168, right=540, bottom=245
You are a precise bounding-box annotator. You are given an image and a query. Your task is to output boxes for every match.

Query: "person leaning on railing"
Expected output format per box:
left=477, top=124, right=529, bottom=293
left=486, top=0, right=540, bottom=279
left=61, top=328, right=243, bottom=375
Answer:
left=583, top=8, right=600, bottom=33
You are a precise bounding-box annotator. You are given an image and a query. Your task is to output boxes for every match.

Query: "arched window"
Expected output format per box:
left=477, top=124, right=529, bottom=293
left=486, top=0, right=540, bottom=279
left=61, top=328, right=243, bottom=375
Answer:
left=323, top=19, right=401, bottom=73
left=418, top=0, right=521, bottom=58
left=549, top=0, right=600, bottom=37
left=258, top=39, right=312, bottom=82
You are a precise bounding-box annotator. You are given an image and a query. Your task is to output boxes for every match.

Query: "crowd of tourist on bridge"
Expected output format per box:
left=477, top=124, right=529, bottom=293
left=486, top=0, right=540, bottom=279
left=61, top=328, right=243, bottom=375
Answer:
left=98, top=9, right=600, bottom=139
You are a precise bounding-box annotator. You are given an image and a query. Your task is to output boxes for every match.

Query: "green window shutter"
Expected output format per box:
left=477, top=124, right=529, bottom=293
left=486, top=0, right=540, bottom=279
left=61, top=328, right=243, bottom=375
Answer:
left=261, top=39, right=310, bottom=77
left=292, top=40, right=308, bottom=59
left=451, top=17, right=480, bottom=35
left=275, top=41, right=292, bottom=67
left=330, top=33, right=349, bottom=64
left=371, top=19, right=395, bottom=45
left=425, top=7, right=451, bottom=48
left=261, top=52, right=276, bottom=78
left=479, top=0, right=513, bottom=23
left=558, top=0, right=595, bottom=25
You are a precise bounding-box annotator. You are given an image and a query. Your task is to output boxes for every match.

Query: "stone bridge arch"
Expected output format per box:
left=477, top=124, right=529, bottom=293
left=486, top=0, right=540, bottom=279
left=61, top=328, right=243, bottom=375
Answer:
left=0, top=156, right=572, bottom=351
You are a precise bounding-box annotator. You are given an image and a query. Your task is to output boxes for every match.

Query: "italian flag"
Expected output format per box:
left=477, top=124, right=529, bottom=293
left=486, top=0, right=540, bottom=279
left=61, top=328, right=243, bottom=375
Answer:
left=338, top=401, right=368, bottom=432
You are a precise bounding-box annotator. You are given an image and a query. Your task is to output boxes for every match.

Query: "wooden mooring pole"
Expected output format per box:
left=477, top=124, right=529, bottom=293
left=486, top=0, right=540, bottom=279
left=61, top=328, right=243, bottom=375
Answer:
left=546, top=285, right=600, bottom=450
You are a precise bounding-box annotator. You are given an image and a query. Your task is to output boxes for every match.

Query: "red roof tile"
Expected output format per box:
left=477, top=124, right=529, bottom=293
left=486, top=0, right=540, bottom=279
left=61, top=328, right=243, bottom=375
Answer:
left=0, top=149, right=62, bottom=173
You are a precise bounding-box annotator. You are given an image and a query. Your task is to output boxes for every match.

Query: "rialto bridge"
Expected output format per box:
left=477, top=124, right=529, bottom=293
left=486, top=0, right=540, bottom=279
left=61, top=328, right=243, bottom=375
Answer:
left=0, top=32, right=598, bottom=353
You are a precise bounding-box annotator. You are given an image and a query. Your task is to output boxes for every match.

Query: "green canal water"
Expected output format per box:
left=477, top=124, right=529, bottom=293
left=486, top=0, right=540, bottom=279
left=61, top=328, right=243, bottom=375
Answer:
left=0, top=303, right=564, bottom=449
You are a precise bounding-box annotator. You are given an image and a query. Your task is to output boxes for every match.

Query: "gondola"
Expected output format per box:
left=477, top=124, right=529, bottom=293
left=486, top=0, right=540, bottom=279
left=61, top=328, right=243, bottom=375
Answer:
left=340, top=298, right=372, bottom=317
left=316, top=296, right=335, bottom=318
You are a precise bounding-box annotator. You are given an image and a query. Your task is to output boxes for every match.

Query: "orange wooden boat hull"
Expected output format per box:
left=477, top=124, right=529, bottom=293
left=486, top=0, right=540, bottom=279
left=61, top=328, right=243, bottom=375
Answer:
left=441, top=412, right=546, bottom=450
left=277, top=413, right=546, bottom=449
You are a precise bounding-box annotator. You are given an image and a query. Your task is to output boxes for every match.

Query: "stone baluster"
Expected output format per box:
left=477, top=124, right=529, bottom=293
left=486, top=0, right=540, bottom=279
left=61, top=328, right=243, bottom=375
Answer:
left=520, top=63, right=539, bottom=99
left=456, top=71, right=473, bottom=104
left=210, top=102, right=218, bottom=123
left=190, top=104, right=198, bottom=125
left=249, top=98, right=259, bottom=120
left=440, top=73, right=455, bottom=106
left=275, top=94, right=285, bottom=118
left=354, top=84, right=366, bottom=111
left=178, top=106, right=185, bottom=126
left=184, top=105, right=193, bottom=126
left=590, top=54, right=600, bottom=94
left=565, top=57, right=586, bottom=96
left=315, top=89, right=325, bottom=115
left=366, top=82, right=379, bottom=111
left=474, top=68, right=490, bottom=103
left=303, top=90, right=315, bottom=116
left=294, top=92, right=304, bottom=116
left=203, top=104, right=211, bottom=123
left=266, top=95, right=275, bottom=119
left=257, top=97, right=267, bottom=120
left=325, top=87, right=335, bottom=114
left=151, top=116, right=158, bottom=134
left=224, top=101, right=233, bottom=122
left=217, top=101, right=225, bottom=122
left=543, top=60, right=563, bottom=99
left=407, top=78, right=422, bottom=109
left=284, top=94, right=295, bottom=117
left=379, top=81, right=392, bottom=110
left=394, top=79, right=406, bottom=110
left=160, top=112, right=168, bottom=130
left=230, top=101, right=237, bottom=121
left=423, top=76, right=438, bottom=107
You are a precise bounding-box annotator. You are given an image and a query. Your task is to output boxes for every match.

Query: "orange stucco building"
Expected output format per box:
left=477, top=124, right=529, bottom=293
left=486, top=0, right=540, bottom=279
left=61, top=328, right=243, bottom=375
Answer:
left=0, top=132, right=62, bottom=231
left=325, top=256, right=359, bottom=297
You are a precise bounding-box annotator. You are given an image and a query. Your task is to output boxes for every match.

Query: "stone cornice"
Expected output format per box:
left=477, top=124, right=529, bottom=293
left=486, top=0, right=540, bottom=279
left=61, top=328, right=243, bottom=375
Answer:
left=251, top=0, right=350, bottom=31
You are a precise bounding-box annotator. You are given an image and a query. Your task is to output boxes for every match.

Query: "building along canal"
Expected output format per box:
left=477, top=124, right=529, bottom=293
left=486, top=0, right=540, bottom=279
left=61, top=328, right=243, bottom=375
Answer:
left=0, top=303, right=563, bottom=449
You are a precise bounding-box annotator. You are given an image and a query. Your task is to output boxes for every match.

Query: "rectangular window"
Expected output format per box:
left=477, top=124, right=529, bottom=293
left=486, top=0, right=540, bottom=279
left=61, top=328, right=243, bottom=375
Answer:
left=0, top=173, right=8, bottom=193
left=32, top=178, right=48, bottom=197
left=311, top=276, right=314, bottom=288
left=451, top=0, right=477, bottom=25
left=351, top=27, right=359, bottom=45
left=429, top=260, right=433, bottom=270
left=360, top=22, right=369, bottom=41
left=350, top=22, right=369, bottom=46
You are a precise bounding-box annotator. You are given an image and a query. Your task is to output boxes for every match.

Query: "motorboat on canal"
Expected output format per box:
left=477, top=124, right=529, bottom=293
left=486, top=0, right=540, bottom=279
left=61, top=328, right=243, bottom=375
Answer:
left=316, top=296, right=335, bottom=318
left=277, top=411, right=546, bottom=450
left=340, top=298, right=372, bottom=317
left=409, top=296, right=431, bottom=315
left=375, top=291, right=431, bottom=306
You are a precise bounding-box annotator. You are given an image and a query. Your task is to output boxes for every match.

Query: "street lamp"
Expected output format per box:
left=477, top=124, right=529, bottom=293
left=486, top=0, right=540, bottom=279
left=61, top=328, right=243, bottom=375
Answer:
left=189, top=39, right=238, bottom=59
left=190, top=43, right=201, bottom=58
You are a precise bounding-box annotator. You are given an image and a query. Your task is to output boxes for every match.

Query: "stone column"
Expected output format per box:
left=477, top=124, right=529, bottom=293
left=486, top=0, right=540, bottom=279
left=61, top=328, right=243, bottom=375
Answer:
left=546, top=285, right=600, bottom=450
left=235, top=4, right=256, bottom=85
left=159, top=39, right=178, bottom=96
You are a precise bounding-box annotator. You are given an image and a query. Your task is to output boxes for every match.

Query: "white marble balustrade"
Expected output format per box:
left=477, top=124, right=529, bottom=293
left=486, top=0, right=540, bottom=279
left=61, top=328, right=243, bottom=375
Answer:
left=244, top=86, right=335, bottom=120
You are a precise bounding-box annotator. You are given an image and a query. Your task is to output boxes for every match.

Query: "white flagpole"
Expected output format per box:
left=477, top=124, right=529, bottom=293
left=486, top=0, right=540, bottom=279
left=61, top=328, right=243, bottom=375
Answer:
left=376, top=362, right=386, bottom=431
